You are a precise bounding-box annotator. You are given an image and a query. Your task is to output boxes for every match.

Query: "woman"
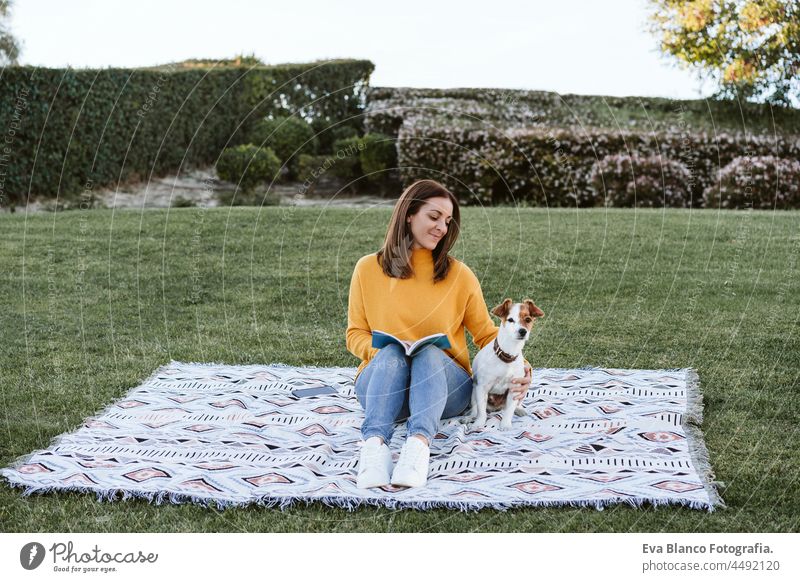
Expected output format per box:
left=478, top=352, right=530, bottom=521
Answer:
left=346, top=179, right=532, bottom=489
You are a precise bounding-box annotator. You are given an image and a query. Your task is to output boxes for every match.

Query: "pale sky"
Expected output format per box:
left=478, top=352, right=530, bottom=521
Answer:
left=9, top=0, right=716, bottom=100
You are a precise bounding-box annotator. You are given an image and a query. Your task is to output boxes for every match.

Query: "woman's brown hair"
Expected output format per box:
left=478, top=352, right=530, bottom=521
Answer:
left=375, top=179, right=461, bottom=283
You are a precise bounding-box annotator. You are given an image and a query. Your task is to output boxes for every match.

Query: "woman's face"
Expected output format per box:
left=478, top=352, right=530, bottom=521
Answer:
left=406, top=196, right=454, bottom=251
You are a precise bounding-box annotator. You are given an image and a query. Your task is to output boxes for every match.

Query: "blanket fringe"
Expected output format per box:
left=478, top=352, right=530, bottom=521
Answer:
left=682, top=368, right=726, bottom=511
left=0, top=477, right=719, bottom=513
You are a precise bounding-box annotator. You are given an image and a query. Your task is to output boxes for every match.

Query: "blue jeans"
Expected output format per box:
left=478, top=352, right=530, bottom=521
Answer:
left=354, top=343, right=473, bottom=444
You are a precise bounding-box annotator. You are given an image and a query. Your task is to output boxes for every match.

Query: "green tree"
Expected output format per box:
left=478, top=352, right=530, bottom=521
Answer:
left=0, top=0, right=21, bottom=65
left=647, top=0, right=799, bottom=107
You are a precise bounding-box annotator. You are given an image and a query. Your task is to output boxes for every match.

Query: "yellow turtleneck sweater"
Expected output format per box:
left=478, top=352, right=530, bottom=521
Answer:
left=346, top=247, right=529, bottom=382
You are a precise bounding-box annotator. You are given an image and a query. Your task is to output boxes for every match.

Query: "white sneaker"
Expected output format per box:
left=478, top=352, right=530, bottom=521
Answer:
left=356, top=437, right=393, bottom=489
left=390, top=436, right=430, bottom=488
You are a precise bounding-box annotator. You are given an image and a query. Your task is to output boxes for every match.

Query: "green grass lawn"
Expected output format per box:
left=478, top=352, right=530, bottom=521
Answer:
left=1, top=205, right=798, bottom=532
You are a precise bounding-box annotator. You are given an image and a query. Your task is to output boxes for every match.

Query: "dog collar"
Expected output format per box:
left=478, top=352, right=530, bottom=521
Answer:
left=492, top=338, right=518, bottom=363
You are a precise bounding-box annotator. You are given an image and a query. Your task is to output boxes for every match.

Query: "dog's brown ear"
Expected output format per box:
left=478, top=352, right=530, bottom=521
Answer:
left=491, top=298, right=513, bottom=319
left=523, top=299, right=544, bottom=319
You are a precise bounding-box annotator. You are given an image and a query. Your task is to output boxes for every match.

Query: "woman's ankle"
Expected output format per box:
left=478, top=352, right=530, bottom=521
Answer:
left=410, top=434, right=429, bottom=447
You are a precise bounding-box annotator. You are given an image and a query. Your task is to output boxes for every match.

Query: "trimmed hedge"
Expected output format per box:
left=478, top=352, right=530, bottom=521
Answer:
left=704, top=156, right=800, bottom=209
left=216, top=144, right=281, bottom=192
left=590, top=154, right=692, bottom=208
left=358, top=133, right=397, bottom=182
left=310, top=119, right=359, bottom=154
left=396, top=124, right=800, bottom=207
left=328, top=135, right=365, bottom=180
left=0, top=59, right=373, bottom=208
left=369, top=86, right=800, bottom=208
left=365, top=86, right=800, bottom=136
left=245, top=116, right=319, bottom=179
left=328, top=133, right=398, bottom=186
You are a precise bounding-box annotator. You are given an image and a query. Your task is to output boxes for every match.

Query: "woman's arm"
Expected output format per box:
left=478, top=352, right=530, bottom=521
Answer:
left=511, top=361, right=533, bottom=402
left=462, top=268, right=500, bottom=350
left=346, top=261, right=378, bottom=362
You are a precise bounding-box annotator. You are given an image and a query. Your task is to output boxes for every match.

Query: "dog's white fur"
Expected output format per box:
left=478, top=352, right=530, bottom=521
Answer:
left=461, top=298, right=544, bottom=431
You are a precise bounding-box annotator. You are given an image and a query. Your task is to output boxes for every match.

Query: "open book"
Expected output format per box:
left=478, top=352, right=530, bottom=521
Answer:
left=371, top=330, right=452, bottom=357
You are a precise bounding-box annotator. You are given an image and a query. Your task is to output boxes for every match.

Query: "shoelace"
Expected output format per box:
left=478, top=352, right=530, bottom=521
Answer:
left=359, top=443, right=386, bottom=471
left=396, top=442, right=428, bottom=469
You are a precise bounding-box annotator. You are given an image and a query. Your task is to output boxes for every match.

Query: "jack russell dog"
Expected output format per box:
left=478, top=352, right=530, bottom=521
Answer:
left=462, top=298, right=544, bottom=431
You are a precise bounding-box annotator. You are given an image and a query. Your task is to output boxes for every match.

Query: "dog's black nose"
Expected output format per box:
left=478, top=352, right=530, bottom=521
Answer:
left=518, top=329, right=527, bottom=337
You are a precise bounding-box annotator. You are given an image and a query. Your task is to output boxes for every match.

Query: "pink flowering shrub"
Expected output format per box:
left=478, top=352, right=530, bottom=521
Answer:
left=703, top=156, right=800, bottom=209
left=590, top=154, right=692, bottom=208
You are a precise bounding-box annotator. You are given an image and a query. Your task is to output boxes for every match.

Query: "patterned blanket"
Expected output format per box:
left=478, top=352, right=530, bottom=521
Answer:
left=1, top=361, right=725, bottom=512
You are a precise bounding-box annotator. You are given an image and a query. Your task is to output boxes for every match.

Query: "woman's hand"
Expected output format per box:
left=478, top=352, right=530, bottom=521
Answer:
left=509, top=362, right=532, bottom=403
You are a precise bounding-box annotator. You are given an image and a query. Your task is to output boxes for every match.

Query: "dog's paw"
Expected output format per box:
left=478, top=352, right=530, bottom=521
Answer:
left=499, top=421, right=514, bottom=431
left=459, top=415, right=475, bottom=425
left=467, top=419, right=486, bottom=432
left=513, top=406, right=529, bottom=417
